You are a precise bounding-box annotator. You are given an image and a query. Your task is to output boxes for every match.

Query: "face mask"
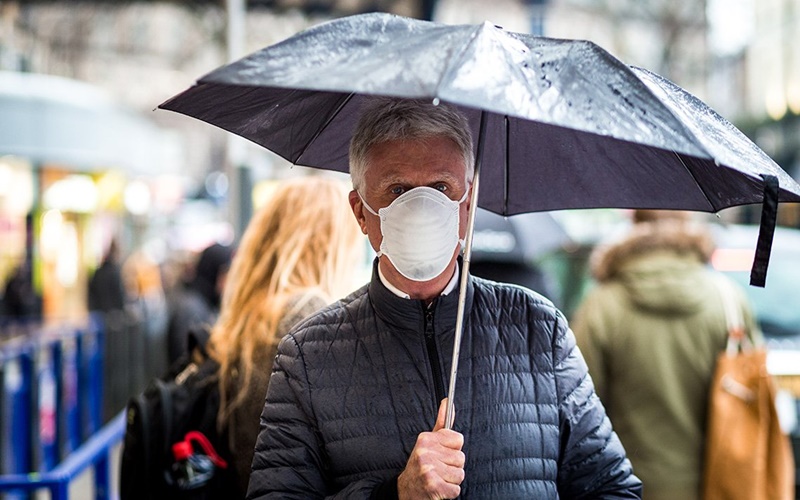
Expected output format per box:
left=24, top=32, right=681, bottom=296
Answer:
left=361, top=186, right=468, bottom=282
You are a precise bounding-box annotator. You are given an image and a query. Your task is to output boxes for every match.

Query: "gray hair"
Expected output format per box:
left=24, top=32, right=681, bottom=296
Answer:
left=349, top=97, right=475, bottom=191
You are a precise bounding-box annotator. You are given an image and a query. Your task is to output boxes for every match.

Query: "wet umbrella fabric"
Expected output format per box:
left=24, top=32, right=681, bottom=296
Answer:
left=160, top=13, right=800, bottom=213
left=159, top=12, right=800, bottom=286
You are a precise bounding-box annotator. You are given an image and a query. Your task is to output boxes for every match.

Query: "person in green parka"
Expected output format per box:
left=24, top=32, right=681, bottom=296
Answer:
left=571, top=209, right=760, bottom=500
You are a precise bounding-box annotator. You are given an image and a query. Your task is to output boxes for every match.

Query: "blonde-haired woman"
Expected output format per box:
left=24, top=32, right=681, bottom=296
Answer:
left=206, top=176, right=365, bottom=496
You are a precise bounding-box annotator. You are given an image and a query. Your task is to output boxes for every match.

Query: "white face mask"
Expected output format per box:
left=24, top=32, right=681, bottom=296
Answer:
left=361, top=186, right=468, bottom=282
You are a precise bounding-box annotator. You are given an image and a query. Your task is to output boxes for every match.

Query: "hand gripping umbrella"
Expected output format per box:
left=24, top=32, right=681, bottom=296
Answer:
left=159, top=12, right=800, bottom=428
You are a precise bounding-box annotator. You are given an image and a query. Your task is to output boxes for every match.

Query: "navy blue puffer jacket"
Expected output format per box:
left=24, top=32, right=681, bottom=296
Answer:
left=247, top=265, right=642, bottom=499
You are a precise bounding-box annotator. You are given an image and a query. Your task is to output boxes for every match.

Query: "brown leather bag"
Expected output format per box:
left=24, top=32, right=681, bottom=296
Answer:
left=702, top=282, right=794, bottom=500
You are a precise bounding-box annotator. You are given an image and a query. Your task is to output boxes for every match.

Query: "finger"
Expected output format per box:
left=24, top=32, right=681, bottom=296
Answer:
left=439, top=462, right=466, bottom=486
left=435, top=429, right=465, bottom=452
left=432, top=398, right=448, bottom=432
left=439, top=482, right=461, bottom=499
left=438, top=447, right=465, bottom=468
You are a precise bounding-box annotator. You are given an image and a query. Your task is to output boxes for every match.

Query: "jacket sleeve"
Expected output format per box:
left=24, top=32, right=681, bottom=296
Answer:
left=246, top=332, right=390, bottom=500
left=552, top=313, right=643, bottom=499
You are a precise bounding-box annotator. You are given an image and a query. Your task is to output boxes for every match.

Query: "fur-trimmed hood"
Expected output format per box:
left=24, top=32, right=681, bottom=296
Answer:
left=589, top=220, right=716, bottom=315
left=592, top=220, right=715, bottom=282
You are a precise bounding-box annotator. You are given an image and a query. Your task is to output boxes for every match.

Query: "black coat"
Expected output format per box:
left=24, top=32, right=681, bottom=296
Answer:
left=88, top=260, right=126, bottom=314
left=248, top=263, right=642, bottom=499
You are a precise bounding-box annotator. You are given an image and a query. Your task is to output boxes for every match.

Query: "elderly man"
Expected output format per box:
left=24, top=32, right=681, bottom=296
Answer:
left=247, top=98, right=642, bottom=499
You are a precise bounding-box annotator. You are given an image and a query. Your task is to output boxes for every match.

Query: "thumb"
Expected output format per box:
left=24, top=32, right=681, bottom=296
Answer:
left=432, top=398, right=451, bottom=431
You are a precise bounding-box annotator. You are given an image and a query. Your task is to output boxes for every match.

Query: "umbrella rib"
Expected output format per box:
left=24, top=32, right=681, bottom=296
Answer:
left=673, top=151, right=717, bottom=212
left=504, top=115, right=509, bottom=216
left=433, top=24, right=485, bottom=97
left=294, top=92, right=355, bottom=166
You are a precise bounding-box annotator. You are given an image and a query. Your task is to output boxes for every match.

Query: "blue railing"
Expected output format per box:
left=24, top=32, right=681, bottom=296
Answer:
left=0, top=411, right=125, bottom=500
left=0, top=317, right=122, bottom=499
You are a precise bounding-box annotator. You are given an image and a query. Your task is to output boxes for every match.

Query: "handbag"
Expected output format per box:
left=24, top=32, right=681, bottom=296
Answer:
left=702, top=279, right=795, bottom=500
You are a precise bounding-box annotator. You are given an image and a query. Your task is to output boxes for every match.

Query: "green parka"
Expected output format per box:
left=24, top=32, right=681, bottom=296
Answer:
left=571, top=220, right=759, bottom=500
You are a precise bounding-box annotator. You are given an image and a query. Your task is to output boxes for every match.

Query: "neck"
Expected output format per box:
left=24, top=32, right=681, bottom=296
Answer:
left=379, top=258, right=458, bottom=304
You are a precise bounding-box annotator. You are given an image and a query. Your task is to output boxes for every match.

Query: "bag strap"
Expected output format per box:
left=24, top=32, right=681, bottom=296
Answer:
left=155, top=379, right=174, bottom=458
left=187, top=327, right=211, bottom=359
left=132, top=395, right=152, bottom=478
left=716, top=276, right=750, bottom=355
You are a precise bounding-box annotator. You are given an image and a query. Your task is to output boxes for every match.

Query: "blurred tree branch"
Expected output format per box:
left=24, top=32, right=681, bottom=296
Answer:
left=12, top=0, right=436, bottom=19
left=559, top=0, right=708, bottom=80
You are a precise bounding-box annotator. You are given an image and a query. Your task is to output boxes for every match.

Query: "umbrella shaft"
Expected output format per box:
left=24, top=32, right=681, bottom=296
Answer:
left=445, top=111, right=486, bottom=430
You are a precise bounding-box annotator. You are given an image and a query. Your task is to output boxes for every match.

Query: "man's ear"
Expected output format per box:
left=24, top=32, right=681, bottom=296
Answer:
left=348, top=190, right=369, bottom=235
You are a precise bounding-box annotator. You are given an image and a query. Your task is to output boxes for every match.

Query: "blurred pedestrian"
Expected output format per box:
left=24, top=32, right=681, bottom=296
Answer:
left=2, top=258, right=39, bottom=320
left=205, top=176, right=365, bottom=497
left=124, top=248, right=172, bottom=381
left=88, top=238, right=127, bottom=315
left=166, top=242, right=233, bottom=365
left=571, top=209, right=760, bottom=500
left=469, top=260, right=558, bottom=304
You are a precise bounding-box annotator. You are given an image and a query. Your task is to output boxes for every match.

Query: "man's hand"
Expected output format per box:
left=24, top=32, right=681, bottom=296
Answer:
left=397, top=399, right=465, bottom=500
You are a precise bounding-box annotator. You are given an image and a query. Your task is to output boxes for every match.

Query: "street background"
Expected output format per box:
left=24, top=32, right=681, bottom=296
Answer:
left=1, top=0, right=799, bottom=497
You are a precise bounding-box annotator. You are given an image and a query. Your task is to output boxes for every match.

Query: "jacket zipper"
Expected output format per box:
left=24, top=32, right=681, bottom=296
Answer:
left=424, top=308, right=445, bottom=404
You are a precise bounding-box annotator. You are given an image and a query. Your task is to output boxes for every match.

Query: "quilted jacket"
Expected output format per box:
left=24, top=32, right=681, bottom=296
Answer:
left=247, top=263, right=642, bottom=499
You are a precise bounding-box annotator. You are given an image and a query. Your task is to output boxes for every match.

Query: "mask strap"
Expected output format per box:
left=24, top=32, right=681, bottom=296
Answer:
left=358, top=192, right=379, bottom=216
left=357, top=192, right=383, bottom=257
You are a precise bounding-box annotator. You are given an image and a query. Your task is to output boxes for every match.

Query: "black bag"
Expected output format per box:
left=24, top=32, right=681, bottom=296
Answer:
left=120, top=332, right=236, bottom=500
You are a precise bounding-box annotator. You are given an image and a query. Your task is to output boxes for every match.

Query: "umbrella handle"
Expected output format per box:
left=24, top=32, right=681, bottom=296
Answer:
left=444, top=111, right=486, bottom=430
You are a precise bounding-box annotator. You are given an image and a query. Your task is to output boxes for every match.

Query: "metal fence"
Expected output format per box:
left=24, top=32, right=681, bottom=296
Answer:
left=0, top=310, right=162, bottom=499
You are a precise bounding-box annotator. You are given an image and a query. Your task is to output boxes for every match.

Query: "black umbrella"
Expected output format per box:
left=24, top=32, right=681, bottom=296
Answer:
left=160, top=13, right=800, bottom=276
left=159, top=12, right=800, bottom=426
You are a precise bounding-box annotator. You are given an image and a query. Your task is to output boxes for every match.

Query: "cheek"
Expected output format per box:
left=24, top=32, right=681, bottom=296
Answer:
left=365, top=216, right=383, bottom=251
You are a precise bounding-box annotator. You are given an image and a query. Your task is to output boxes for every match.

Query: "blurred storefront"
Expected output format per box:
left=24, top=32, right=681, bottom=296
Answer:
left=724, top=0, right=800, bottom=227
left=0, top=70, right=180, bottom=322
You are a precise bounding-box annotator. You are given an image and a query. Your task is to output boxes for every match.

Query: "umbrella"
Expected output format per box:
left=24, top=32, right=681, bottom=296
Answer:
left=160, top=13, right=800, bottom=276
left=471, top=208, right=571, bottom=264
left=159, top=12, right=800, bottom=426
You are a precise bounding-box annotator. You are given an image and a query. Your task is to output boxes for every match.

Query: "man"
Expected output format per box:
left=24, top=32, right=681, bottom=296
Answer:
left=247, top=98, right=642, bottom=499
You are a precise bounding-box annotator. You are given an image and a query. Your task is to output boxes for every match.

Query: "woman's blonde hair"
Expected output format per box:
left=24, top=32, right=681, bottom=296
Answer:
left=207, top=175, right=364, bottom=426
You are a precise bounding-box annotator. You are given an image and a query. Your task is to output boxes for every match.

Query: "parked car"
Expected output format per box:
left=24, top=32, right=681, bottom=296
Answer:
left=708, top=224, right=800, bottom=345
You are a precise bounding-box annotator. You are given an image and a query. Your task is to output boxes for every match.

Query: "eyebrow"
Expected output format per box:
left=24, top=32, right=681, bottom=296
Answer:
left=376, top=170, right=463, bottom=190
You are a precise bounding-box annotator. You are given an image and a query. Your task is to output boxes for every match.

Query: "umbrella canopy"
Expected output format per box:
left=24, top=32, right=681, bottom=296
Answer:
left=160, top=12, right=800, bottom=219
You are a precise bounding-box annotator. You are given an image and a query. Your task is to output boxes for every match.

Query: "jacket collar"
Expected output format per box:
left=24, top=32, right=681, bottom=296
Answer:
left=367, top=257, right=474, bottom=333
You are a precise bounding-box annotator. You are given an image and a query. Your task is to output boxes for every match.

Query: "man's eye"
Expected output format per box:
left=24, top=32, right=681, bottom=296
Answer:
left=434, top=184, right=448, bottom=193
left=390, top=186, right=405, bottom=195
